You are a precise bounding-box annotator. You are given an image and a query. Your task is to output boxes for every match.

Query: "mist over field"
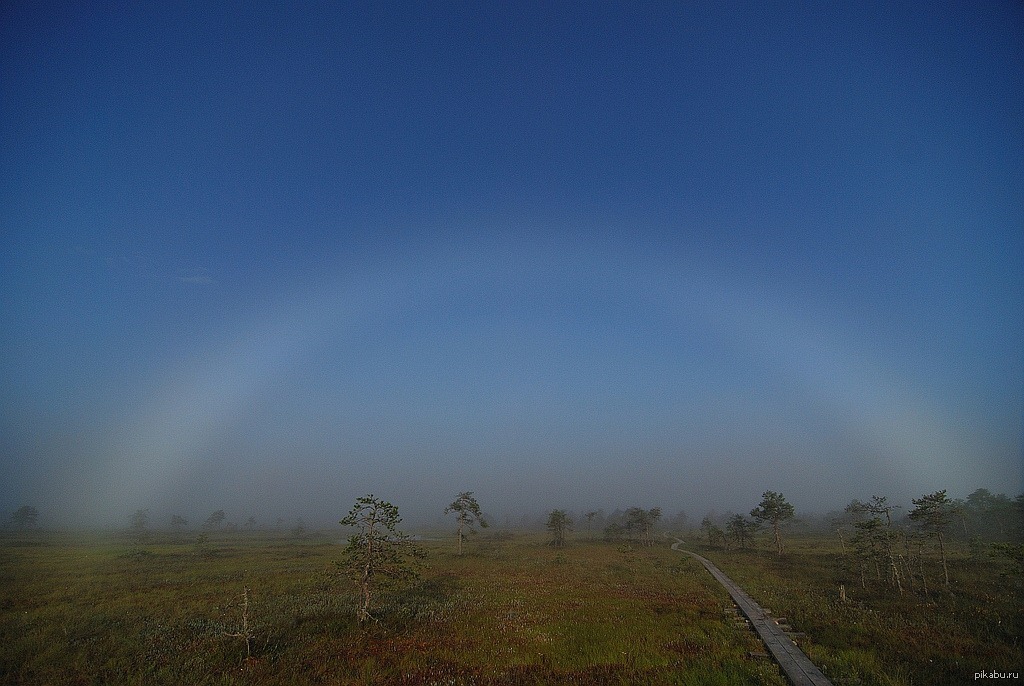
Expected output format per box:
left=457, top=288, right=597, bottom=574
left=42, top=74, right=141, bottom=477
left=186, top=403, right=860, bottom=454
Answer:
left=2, top=2, right=1021, bottom=533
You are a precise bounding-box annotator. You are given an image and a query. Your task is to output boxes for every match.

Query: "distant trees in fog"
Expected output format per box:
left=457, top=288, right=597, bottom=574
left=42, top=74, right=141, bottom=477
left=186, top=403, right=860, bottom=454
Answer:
left=695, top=492, right=795, bottom=552
left=127, top=508, right=150, bottom=548
left=908, top=490, right=955, bottom=586
left=962, top=488, right=1018, bottom=540
left=666, top=509, right=688, bottom=531
left=131, top=508, right=149, bottom=529
left=444, top=492, right=488, bottom=555
left=700, top=516, right=726, bottom=548
left=625, top=507, right=661, bottom=547
left=829, top=488, right=1024, bottom=595
left=202, top=510, right=226, bottom=530
left=726, top=514, right=757, bottom=549
left=845, top=496, right=903, bottom=593
left=751, top=491, right=795, bottom=556
left=11, top=505, right=39, bottom=528
left=599, top=507, right=664, bottom=546
left=546, top=509, right=572, bottom=547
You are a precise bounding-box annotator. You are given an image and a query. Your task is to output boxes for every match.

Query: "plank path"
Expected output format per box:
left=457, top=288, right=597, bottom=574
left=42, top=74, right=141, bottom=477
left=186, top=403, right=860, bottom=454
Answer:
left=669, top=538, right=834, bottom=686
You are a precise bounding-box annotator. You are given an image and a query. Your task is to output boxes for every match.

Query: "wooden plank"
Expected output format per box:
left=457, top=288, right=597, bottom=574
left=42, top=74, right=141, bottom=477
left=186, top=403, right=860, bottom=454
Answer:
left=669, top=538, right=834, bottom=686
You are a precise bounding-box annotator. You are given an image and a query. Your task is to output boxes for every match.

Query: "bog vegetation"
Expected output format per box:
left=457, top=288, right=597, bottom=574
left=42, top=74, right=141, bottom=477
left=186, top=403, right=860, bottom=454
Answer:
left=1, top=488, right=1021, bottom=685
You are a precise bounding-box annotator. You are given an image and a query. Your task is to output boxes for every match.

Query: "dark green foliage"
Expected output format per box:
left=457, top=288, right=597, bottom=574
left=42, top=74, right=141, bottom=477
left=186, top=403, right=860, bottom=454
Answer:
left=963, top=488, right=1018, bottom=541
left=700, top=516, right=726, bottom=548
left=338, top=494, right=425, bottom=622
left=750, top=491, right=795, bottom=555
left=546, top=509, right=572, bottom=547
left=623, top=507, right=662, bottom=547
left=845, top=496, right=904, bottom=594
left=909, top=490, right=955, bottom=586
left=725, top=514, right=756, bottom=549
left=990, top=542, right=1024, bottom=576
left=602, top=521, right=625, bottom=541
left=192, top=533, right=212, bottom=557
left=203, top=510, right=226, bottom=530
left=444, top=491, right=488, bottom=555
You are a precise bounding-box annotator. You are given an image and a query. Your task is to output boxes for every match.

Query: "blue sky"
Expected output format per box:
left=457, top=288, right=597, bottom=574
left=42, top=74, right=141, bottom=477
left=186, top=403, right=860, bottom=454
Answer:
left=2, top=2, right=1021, bottom=527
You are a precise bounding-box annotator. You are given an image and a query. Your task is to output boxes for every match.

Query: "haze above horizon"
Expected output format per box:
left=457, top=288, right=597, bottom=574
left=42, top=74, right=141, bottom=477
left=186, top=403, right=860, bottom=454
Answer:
left=2, top=2, right=1021, bottom=528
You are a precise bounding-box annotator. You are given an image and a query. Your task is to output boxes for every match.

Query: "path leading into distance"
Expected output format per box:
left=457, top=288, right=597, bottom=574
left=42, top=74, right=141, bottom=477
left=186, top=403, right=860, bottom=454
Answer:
left=669, top=538, right=834, bottom=686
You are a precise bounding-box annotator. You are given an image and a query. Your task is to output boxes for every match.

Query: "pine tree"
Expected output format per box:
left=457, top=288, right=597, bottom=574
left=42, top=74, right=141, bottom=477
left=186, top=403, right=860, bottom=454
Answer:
left=909, top=490, right=955, bottom=586
left=546, top=509, right=572, bottom=548
left=339, top=495, right=424, bottom=622
left=444, top=491, right=488, bottom=555
left=751, top=491, right=795, bottom=555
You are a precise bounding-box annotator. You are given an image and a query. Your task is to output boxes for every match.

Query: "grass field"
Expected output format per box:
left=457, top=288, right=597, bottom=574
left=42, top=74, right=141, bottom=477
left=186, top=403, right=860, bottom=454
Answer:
left=689, top=536, right=1023, bottom=686
left=1, top=529, right=1020, bottom=685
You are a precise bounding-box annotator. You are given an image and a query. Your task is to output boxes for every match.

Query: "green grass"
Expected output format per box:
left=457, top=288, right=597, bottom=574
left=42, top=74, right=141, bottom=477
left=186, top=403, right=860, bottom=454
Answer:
left=3, top=530, right=1018, bottom=685
left=688, top=535, right=1024, bottom=686
left=1, top=531, right=784, bottom=685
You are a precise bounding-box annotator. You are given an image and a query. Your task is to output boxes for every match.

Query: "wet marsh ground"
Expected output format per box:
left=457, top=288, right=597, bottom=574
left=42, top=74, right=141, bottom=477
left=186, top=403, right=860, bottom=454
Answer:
left=1, top=530, right=1019, bottom=685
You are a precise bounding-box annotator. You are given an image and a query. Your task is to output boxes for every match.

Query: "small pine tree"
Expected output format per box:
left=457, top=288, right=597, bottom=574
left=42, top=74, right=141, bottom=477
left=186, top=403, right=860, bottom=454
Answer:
left=726, top=514, right=756, bottom=549
left=203, top=510, right=226, bottom=530
left=701, top=516, right=726, bottom=548
left=909, top=490, right=955, bottom=586
left=339, top=495, right=424, bottom=623
left=130, top=508, right=150, bottom=543
left=444, top=492, right=488, bottom=555
left=751, top=491, right=795, bottom=555
left=546, top=509, right=572, bottom=548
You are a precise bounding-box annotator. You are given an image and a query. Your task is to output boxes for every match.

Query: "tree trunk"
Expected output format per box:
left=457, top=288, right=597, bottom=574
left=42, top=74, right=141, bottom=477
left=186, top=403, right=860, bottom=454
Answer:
left=918, top=544, right=929, bottom=596
left=359, top=564, right=372, bottom=622
left=889, top=555, right=903, bottom=595
left=937, top=532, right=949, bottom=586
left=899, top=554, right=913, bottom=592
left=773, top=521, right=782, bottom=555
left=361, top=519, right=375, bottom=622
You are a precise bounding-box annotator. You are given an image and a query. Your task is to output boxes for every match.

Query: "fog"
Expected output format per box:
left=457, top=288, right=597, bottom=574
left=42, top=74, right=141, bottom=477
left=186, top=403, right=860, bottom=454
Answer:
left=3, top=239, right=1019, bottom=532
left=2, top=3, right=1021, bottom=533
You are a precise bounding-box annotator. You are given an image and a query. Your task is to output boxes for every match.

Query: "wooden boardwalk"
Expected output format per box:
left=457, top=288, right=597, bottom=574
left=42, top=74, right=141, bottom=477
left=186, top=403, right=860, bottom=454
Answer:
left=669, top=538, right=834, bottom=686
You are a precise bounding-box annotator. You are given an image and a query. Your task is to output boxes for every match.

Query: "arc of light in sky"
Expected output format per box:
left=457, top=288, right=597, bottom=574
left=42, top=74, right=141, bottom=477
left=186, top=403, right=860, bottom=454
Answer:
left=690, top=278, right=971, bottom=492
left=107, top=241, right=986, bottom=514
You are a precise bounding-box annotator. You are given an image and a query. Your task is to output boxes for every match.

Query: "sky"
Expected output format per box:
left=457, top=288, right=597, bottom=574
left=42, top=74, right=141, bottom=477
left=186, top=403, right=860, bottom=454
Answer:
left=2, top=1, right=1022, bottom=529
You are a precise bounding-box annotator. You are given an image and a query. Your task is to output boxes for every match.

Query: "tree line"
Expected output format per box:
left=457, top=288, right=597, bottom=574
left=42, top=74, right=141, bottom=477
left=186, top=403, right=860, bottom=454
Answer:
left=9, top=484, right=1021, bottom=619
left=833, top=489, right=1024, bottom=595
left=693, top=488, right=1024, bottom=596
